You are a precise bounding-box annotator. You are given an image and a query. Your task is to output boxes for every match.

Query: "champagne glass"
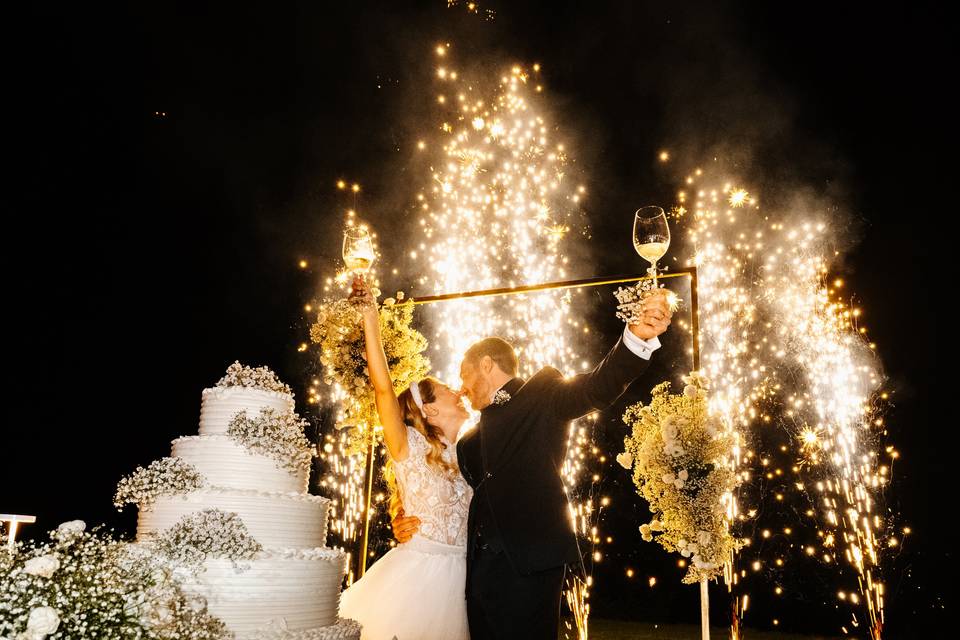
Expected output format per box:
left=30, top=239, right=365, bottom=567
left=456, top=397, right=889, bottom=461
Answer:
left=633, top=206, right=670, bottom=288
left=343, top=226, right=376, bottom=274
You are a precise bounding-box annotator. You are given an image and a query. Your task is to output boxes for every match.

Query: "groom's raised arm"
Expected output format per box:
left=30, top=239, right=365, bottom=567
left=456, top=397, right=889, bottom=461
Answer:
left=547, top=327, right=661, bottom=423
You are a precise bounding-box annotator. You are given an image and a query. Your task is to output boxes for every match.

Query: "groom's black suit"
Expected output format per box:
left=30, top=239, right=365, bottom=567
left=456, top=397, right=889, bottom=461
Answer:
left=457, top=334, right=652, bottom=639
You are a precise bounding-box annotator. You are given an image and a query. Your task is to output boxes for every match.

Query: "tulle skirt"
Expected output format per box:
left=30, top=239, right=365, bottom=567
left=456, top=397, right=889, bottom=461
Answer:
left=339, top=534, right=469, bottom=640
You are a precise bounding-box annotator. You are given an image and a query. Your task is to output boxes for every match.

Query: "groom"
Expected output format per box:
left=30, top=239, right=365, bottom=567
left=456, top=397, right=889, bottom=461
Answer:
left=393, top=291, right=673, bottom=639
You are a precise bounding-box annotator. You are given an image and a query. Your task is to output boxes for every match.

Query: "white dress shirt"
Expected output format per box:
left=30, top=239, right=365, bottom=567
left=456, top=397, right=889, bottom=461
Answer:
left=620, top=325, right=661, bottom=360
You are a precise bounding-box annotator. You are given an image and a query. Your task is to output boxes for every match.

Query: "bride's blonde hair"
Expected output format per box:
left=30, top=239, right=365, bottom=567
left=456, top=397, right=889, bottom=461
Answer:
left=383, top=376, right=459, bottom=519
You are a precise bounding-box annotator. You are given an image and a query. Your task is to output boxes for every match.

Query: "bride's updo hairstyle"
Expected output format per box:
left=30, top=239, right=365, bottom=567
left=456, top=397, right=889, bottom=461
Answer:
left=384, top=376, right=458, bottom=519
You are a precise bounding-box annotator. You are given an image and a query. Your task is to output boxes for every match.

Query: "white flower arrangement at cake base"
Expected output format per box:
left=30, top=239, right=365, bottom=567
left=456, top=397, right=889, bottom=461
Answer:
left=620, top=371, right=745, bottom=585
left=114, top=457, right=207, bottom=510
left=0, top=520, right=229, bottom=640
left=309, top=293, right=430, bottom=455
left=227, top=409, right=313, bottom=475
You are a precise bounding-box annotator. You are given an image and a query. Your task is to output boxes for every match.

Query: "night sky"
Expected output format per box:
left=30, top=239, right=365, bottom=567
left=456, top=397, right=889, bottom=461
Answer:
left=8, top=2, right=944, bottom=637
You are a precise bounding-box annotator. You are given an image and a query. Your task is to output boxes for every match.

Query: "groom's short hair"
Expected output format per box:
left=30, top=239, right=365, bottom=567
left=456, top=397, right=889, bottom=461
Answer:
left=464, top=337, right=519, bottom=376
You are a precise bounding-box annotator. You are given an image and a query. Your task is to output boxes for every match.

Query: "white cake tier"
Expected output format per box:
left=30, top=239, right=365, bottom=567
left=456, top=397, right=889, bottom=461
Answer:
left=137, top=488, right=329, bottom=549
left=176, top=548, right=349, bottom=638
left=200, top=386, right=295, bottom=436
left=172, top=435, right=309, bottom=493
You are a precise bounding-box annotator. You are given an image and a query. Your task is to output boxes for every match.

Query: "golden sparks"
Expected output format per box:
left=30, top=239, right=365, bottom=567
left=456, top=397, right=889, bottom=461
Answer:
left=680, top=172, right=890, bottom=637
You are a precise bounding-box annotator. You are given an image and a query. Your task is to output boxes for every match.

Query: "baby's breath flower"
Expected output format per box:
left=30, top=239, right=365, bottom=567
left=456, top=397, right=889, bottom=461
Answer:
left=621, top=372, right=745, bottom=584
left=217, top=361, right=292, bottom=395
left=310, top=296, right=430, bottom=455
left=0, top=525, right=229, bottom=639
left=227, top=409, right=313, bottom=474
left=114, top=458, right=206, bottom=510
left=153, top=509, right=262, bottom=571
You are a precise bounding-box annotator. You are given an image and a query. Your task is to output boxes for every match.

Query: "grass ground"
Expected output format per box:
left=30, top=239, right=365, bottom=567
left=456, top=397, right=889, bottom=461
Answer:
left=567, top=619, right=844, bottom=639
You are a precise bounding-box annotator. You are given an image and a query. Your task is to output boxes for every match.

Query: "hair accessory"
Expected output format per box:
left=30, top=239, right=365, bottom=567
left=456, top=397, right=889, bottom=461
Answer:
left=409, top=380, right=428, bottom=418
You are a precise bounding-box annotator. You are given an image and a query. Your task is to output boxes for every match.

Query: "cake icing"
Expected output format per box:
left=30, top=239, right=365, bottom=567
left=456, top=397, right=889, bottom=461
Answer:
left=172, top=435, right=309, bottom=493
left=137, top=488, right=329, bottom=549
left=200, top=386, right=296, bottom=436
left=178, top=554, right=346, bottom=634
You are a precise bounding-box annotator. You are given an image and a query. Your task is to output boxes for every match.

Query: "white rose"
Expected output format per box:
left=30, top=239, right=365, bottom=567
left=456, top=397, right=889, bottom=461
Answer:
left=616, top=452, right=633, bottom=469
left=684, top=385, right=698, bottom=398
left=26, top=607, right=60, bottom=636
left=56, top=520, right=86, bottom=537
left=698, top=531, right=712, bottom=546
left=678, top=470, right=689, bottom=481
left=23, top=555, right=60, bottom=578
left=662, top=473, right=675, bottom=484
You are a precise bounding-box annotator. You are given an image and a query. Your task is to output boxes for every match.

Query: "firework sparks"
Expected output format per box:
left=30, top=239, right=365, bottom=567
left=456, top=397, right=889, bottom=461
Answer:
left=408, top=48, right=603, bottom=634
left=677, top=168, right=891, bottom=637
left=306, top=38, right=895, bottom=638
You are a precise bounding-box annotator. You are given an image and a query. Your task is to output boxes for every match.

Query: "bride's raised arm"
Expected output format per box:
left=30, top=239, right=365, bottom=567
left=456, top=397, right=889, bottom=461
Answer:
left=350, top=275, right=409, bottom=462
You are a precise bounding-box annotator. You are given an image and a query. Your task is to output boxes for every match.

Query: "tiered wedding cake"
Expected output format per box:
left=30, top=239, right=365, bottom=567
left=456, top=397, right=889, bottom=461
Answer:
left=118, top=362, right=360, bottom=640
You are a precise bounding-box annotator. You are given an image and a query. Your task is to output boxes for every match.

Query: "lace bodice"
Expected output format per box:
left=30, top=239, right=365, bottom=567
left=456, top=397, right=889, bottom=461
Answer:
left=393, top=426, right=472, bottom=547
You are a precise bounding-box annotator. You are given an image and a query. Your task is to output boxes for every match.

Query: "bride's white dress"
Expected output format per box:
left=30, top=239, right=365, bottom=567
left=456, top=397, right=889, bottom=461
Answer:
left=339, top=426, right=472, bottom=640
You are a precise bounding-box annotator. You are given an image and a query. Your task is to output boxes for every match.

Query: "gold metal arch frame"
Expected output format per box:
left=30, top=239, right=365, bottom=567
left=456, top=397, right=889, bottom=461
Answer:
left=356, top=268, right=701, bottom=576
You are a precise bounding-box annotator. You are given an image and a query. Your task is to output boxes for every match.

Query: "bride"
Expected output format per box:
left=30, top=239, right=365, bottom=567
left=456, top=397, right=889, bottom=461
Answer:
left=338, top=275, right=472, bottom=640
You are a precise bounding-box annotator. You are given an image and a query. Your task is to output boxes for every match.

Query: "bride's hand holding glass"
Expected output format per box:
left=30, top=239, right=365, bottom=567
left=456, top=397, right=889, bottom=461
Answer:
left=349, top=274, right=378, bottom=319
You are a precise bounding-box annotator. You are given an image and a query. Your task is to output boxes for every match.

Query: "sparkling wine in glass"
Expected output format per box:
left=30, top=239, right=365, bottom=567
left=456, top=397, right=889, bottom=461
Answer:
left=343, top=226, right=376, bottom=273
left=633, top=206, right=670, bottom=288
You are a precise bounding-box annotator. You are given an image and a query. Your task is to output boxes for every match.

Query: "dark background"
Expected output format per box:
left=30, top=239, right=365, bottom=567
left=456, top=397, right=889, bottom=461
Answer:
left=7, top=1, right=944, bottom=637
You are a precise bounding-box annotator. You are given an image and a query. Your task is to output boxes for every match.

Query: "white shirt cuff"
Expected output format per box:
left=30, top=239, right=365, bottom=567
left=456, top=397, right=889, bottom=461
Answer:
left=621, top=325, right=661, bottom=360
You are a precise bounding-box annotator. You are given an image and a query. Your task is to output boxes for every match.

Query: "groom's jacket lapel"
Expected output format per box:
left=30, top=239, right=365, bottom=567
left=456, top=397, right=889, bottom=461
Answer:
left=479, top=376, right=529, bottom=478
left=481, top=370, right=556, bottom=477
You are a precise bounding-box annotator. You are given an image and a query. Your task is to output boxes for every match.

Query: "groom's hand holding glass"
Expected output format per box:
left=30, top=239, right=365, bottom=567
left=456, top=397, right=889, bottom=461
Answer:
left=628, top=289, right=673, bottom=340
